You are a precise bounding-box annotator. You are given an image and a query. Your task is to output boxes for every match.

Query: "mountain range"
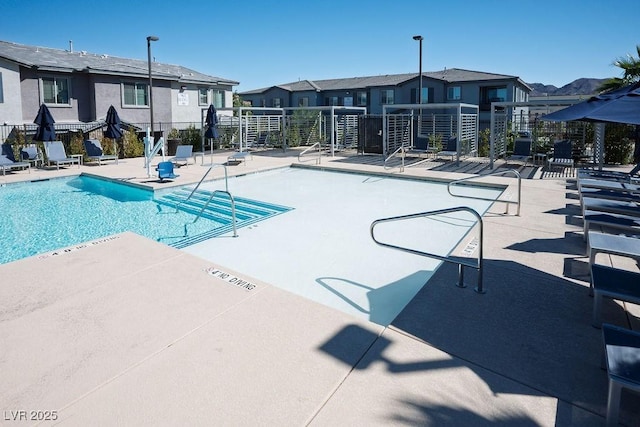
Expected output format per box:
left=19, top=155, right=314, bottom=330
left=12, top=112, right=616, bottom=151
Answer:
left=527, top=78, right=608, bottom=96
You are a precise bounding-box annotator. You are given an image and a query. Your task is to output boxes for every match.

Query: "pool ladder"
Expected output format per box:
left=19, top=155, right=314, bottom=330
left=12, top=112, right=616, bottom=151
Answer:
left=370, top=206, right=485, bottom=293
left=174, top=163, right=238, bottom=237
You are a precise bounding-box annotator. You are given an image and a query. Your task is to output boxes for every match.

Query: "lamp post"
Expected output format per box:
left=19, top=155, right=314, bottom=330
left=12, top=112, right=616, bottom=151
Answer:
left=147, top=35, right=159, bottom=139
left=412, top=35, right=423, bottom=104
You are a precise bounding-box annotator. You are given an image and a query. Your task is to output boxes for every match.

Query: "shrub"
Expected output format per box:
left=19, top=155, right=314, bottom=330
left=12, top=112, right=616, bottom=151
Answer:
left=122, top=129, right=144, bottom=158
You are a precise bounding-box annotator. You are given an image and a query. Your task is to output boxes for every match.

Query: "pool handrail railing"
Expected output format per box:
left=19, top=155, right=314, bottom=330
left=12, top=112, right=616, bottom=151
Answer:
left=384, top=145, right=406, bottom=172
left=298, top=142, right=322, bottom=165
left=370, top=206, right=485, bottom=293
left=447, top=169, right=521, bottom=216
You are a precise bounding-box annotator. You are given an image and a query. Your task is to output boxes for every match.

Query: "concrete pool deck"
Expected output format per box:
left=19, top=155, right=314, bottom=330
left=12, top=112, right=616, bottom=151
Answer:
left=1, top=148, right=639, bottom=425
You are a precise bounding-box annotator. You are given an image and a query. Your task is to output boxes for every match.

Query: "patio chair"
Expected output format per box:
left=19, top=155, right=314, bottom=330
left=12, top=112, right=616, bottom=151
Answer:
left=601, top=323, right=640, bottom=426
left=170, top=145, right=193, bottom=167
left=507, top=137, right=532, bottom=165
left=436, top=136, right=458, bottom=161
left=592, top=265, right=640, bottom=328
left=0, top=144, right=30, bottom=175
left=45, top=141, right=80, bottom=170
left=20, top=144, right=44, bottom=168
left=156, top=161, right=179, bottom=182
left=547, top=140, right=574, bottom=172
left=83, top=139, right=118, bottom=165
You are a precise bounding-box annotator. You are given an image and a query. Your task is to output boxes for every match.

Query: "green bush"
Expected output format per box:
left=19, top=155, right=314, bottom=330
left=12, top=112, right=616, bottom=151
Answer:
left=122, top=129, right=144, bottom=158
left=180, top=125, right=202, bottom=148
left=477, top=128, right=490, bottom=157
left=604, top=123, right=634, bottom=164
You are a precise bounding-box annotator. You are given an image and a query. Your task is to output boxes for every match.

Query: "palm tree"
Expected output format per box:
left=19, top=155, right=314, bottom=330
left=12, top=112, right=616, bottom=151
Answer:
left=597, top=45, right=640, bottom=92
left=597, top=45, right=640, bottom=171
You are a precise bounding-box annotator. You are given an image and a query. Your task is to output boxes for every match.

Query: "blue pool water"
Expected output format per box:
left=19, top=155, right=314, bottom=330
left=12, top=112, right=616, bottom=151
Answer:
left=0, top=175, right=292, bottom=265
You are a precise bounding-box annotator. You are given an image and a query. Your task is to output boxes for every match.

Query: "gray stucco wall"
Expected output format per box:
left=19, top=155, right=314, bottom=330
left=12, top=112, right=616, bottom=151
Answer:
left=0, top=59, right=22, bottom=124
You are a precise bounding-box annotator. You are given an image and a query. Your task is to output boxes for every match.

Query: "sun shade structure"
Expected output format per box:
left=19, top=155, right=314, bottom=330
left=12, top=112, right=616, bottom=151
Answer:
left=33, top=104, right=56, bottom=142
left=542, top=82, right=640, bottom=125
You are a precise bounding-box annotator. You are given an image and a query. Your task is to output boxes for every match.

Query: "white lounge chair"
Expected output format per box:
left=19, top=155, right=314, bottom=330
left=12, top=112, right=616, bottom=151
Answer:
left=46, top=141, right=80, bottom=169
left=0, top=154, right=30, bottom=175
left=170, top=145, right=193, bottom=167
left=83, top=139, right=118, bottom=165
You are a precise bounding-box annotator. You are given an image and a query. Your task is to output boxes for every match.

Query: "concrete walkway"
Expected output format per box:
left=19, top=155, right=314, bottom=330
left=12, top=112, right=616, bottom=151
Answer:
left=0, top=149, right=638, bottom=426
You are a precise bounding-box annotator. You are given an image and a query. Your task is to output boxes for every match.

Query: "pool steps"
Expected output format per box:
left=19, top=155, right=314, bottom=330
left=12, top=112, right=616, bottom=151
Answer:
left=156, top=188, right=292, bottom=248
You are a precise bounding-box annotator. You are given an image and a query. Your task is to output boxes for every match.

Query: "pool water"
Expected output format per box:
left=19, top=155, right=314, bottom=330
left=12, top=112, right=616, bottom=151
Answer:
left=185, top=167, right=505, bottom=326
left=0, top=176, right=291, bottom=265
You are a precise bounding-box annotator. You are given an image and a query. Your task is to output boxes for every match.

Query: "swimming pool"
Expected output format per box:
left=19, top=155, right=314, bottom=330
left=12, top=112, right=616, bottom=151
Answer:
left=184, top=167, right=504, bottom=326
left=0, top=175, right=291, bottom=265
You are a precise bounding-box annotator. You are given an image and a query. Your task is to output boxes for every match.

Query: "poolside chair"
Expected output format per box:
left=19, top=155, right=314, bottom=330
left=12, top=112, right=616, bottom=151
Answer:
left=45, top=141, right=80, bottom=170
left=507, top=137, right=532, bottom=165
left=601, top=323, right=640, bottom=426
left=0, top=144, right=30, bottom=175
left=436, top=136, right=458, bottom=161
left=156, top=161, right=179, bottom=182
left=547, top=140, right=574, bottom=172
left=170, top=145, right=193, bottom=167
left=20, top=144, right=44, bottom=168
left=83, top=139, right=118, bottom=165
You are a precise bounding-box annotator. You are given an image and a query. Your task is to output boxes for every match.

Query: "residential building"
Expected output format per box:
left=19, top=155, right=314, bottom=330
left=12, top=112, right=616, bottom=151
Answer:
left=239, top=68, right=532, bottom=129
left=0, top=40, right=238, bottom=137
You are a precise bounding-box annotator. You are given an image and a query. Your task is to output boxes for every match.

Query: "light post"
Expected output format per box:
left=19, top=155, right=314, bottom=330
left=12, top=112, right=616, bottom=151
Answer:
left=147, top=35, right=159, bottom=138
left=413, top=35, right=423, bottom=104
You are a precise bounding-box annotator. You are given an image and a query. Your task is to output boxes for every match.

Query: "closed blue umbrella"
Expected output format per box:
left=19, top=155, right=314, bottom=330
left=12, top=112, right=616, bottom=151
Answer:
left=33, top=104, right=56, bottom=141
left=204, top=104, right=219, bottom=139
left=204, top=104, right=219, bottom=158
left=104, top=105, right=123, bottom=139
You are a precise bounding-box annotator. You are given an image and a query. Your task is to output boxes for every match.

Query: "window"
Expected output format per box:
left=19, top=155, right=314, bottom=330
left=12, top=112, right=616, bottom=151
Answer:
left=381, top=89, right=394, bottom=105
left=213, top=90, right=224, bottom=108
left=481, top=86, right=507, bottom=103
left=199, top=88, right=209, bottom=105
left=343, top=96, right=353, bottom=107
left=273, top=98, right=281, bottom=108
left=356, top=91, right=367, bottom=107
left=123, top=82, right=148, bottom=106
left=42, top=76, right=70, bottom=105
left=326, top=96, right=339, bottom=106
left=410, top=88, right=433, bottom=103
left=448, top=86, right=461, bottom=101
left=298, top=97, right=309, bottom=107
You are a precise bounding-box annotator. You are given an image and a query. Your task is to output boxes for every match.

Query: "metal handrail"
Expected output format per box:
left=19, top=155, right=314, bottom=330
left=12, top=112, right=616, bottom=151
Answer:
left=192, top=190, right=237, bottom=238
left=370, top=206, right=485, bottom=293
left=175, top=163, right=229, bottom=213
left=384, top=146, right=406, bottom=172
left=298, top=142, right=322, bottom=164
left=447, top=169, right=522, bottom=216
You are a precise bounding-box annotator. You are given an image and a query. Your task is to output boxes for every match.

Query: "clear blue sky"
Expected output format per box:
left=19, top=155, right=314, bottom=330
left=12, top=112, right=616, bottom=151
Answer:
left=2, top=0, right=638, bottom=92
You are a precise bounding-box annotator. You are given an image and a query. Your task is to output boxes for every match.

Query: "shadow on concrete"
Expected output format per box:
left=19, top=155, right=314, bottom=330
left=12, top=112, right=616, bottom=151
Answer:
left=387, top=259, right=639, bottom=424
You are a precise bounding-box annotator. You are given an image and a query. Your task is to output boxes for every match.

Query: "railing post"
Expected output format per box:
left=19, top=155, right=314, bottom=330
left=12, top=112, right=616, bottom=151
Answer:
left=456, top=264, right=466, bottom=288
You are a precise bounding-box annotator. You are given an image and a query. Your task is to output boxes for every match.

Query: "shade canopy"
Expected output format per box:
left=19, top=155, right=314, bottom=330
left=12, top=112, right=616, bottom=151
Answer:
left=542, top=82, right=640, bottom=125
left=33, top=104, right=56, bottom=141
left=104, top=105, right=123, bottom=139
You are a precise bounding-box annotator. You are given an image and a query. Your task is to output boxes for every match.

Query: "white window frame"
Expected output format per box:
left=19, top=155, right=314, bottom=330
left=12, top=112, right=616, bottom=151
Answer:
left=212, top=90, right=224, bottom=108
left=42, top=76, right=71, bottom=106
left=198, top=88, right=209, bottom=105
left=122, top=82, right=149, bottom=108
